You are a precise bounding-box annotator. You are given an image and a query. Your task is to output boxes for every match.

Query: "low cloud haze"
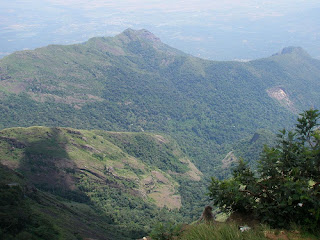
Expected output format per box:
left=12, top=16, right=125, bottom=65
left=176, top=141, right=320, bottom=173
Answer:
left=1, top=0, right=319, bottom=60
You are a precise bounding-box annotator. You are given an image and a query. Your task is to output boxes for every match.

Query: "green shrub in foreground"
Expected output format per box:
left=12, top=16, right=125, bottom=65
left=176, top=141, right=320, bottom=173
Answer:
left=209, top=109, right=320, bottom=230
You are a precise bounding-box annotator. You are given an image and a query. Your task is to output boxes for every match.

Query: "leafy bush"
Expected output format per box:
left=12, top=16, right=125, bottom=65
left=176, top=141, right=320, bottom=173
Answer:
left=209, top=109, right=320, bottom=230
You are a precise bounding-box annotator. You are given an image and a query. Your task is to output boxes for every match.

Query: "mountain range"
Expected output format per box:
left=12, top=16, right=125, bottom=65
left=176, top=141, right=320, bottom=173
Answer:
left=1, top=28, right=320, bottom=239
left=1, top=29, right=320, bottom=173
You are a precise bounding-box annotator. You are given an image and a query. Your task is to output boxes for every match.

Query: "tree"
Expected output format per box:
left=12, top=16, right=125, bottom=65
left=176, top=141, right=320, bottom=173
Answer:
left=208, top=109, right=320, bottom=230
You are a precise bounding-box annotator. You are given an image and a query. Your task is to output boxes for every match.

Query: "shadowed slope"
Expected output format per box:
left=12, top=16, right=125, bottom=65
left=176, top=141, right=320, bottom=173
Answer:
left=0, top=126, right=203, bottom=239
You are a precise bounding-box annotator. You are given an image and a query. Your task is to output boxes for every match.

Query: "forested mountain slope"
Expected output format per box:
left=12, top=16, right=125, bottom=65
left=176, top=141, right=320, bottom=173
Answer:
left=1, top=29, right=320, bottom=174
left=0, top=126, right=203, bottom=239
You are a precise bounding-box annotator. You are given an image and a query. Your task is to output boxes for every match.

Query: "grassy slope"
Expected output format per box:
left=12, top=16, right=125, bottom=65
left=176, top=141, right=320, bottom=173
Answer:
left=178, top=223, right=319, bottom=240
left=0, top=126, right=203, bottom=239
left=0, top=164, right=126, bottom=240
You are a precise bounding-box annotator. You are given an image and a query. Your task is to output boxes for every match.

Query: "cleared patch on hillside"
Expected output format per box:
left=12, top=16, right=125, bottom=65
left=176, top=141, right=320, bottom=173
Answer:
left=172, top=157, right=203, bottom=181
left=267, top=87, right=297, bottom=112
left=222, top=151, right=238, bottom=169
left=148, top=185, right=182, bottom=209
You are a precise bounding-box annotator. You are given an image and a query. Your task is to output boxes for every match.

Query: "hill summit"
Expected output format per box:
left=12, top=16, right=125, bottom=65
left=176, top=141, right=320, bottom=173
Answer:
left=119, top=28, right=162, bottom=43
left=272, top=46, right=311, bottom=58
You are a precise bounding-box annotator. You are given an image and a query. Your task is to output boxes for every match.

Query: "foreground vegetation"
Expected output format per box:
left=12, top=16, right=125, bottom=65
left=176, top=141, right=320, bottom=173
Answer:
left=209, top=109, right=320, bottom=231
left=179, top=223, right=269, bottom=240
left=178, top=223, right=319, bottom=240
left=149, top=109, right=320, bottom=240
left=149, top=221, right=320, bottom=240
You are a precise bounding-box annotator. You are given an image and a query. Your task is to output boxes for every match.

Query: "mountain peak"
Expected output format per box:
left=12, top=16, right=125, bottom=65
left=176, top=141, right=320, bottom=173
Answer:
left=272, top=46, right=311, bottom=58
left=118, top=28, right=161, bottom=43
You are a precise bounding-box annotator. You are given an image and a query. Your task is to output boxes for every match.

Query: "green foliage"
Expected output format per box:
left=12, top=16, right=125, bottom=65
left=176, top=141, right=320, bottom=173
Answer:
left=233, top=129, right=276, bottom=170
left=209, top=109, right=320, bottom=230
left=150, top=221, right=183, bottom=240
left=104, top=133, right=189, bottom=173
left=0, top=164, right=133, bottom=240
left=0, top=183, right=59, bottom=240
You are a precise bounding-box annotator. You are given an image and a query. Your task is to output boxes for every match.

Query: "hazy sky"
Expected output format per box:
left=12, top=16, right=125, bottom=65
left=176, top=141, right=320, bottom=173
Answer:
left=46, top=0, right=317, bottom=10
left=1, top=0, right=319, bottom=59
left=5, top=0, right=319, bottom=21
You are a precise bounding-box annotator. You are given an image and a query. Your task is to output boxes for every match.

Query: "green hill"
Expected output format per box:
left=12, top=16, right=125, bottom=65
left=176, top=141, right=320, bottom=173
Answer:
left=0, top=164, right=126, bottom=240
left=1, top=29, right=320, bottom=177
left=0, top=126, right=203, bottom=239
left=1, top=29, right=320, bottom=175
